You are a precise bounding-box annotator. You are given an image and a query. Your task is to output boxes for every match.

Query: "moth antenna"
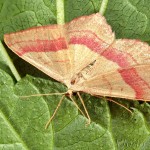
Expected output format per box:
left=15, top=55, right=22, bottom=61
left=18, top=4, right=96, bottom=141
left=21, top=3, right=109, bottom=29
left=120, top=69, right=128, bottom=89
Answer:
left=77, top=92, right=91, bottom=126
left=20, top=92, right=67, bottom=98
left=106, top=97, right=132, bottom=114
left=45, top=95, right=65, bottom=129
left=69, top=95, right=86, bottom=117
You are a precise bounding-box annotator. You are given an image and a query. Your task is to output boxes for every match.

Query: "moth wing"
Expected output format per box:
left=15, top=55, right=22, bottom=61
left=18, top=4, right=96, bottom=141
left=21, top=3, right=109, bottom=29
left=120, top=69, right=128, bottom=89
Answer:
left=79, top=39, right=150, bottom=79
left=79, top=65, right=150, bottom=101
left=77, top=40, right=150, bottom=101
left=4, top=13, right=115, bottom=87
left=66, top=13, right=115, bottom=76
left=4, top=25, right=73, bottom=84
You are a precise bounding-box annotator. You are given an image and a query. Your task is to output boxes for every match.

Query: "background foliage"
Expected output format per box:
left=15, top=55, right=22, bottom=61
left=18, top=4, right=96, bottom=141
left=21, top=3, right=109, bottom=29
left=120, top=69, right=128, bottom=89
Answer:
left=0, top=0, right=150, bottom=150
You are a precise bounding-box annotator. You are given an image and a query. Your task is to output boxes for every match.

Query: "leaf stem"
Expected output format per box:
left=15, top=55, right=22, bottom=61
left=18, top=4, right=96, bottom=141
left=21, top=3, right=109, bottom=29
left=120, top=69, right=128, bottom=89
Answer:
left=99, top=0, right=109, bottom=15
left=56, top=0, right=65, bottom=24
left=0, top=41, right=21, bottom=81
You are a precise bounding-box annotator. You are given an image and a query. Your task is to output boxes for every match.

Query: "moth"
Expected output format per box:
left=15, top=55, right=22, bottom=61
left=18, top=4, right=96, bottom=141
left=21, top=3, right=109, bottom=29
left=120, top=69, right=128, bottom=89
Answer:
left=4, top=13, right=150, bottom=128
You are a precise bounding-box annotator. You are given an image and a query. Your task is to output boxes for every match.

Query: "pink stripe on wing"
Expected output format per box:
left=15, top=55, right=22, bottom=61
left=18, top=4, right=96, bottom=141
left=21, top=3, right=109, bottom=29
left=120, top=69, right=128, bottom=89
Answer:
left=118, top=68, right=150, bottom=99
left=13, top=38, right=68, bottom=56
left=69, top=30, right=107, bottom=53
left=101, top=48, right=132, bottom=68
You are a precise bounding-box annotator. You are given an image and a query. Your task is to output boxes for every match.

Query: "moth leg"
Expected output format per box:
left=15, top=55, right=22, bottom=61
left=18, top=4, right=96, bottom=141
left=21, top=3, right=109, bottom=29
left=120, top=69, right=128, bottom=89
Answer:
left=77, top=92, right=91, bottom=126
left=45, top=95, right=65, bottom=129
left=20, top=92, right=67, bottom=98
left=105, top=97, right=132, bottom=114
left=69, top=95, right=86, bottom=117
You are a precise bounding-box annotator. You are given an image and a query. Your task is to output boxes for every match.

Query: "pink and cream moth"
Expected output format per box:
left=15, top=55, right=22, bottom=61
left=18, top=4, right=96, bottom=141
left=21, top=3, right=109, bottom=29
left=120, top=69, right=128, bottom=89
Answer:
left=4, top=13, right=150, bottom=127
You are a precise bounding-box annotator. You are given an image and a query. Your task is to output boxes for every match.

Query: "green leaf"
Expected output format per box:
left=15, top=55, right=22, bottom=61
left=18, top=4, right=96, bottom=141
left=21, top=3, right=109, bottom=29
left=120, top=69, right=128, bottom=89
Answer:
left=105, top=0, right=150, bottom=41
left=0, top=0, right=56, bottom=77
left=0, top=0, right=56, bottom=40
left=65, top=0, right=102, bottom=22
left=1, top=69, right=150, bottom=150
left=0, top=70, right=116, bottom=150
left=0, top=0, right=150, bottom=150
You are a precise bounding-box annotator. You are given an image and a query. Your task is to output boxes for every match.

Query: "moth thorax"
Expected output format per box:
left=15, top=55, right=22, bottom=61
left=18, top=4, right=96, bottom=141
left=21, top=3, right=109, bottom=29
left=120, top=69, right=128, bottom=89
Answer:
left=70, top=60, right=96, bottom=86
